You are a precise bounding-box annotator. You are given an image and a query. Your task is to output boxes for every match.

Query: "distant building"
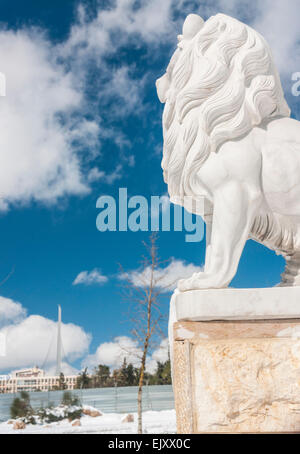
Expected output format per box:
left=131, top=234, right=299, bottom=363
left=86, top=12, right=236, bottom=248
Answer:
left=0, top=306, right=79, bottom=394
left=0, top=366, right=78, bottom=393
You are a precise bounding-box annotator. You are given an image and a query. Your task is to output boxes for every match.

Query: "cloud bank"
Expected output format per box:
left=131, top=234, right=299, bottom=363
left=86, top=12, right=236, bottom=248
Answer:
left=0, top=297, right=91, bottom=373
left=0, top=296, right=26, bottom=327
left=83, top=335, right=169, bottom=374
left=0, top=0, right=298, bottom=211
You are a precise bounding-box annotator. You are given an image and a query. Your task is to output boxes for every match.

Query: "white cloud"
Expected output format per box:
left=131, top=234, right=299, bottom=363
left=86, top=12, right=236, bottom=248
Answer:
left=63, top=0, right=175, bottom=58
left=151, top=338, right=169, bottom=363
left=88, top=165, right=123, bottom=185
left=103, top=165, right=123, bottom=185
left=0, top=296, right=91, bottom=374
left=252, top=0, right=300, bottom=77
left=0, top=296, right=26, bottom=327
left=83, top=335, right=169, bottom=374
left=0, top=29, right=100, bottom=211
left=0, top=312, right=91, bottom=373
left=120, top=258, right=203, bottom=292
left=73, top=269, right=108, bottom=286
left=0, top=1, right=177, bottom=212
left=146, top=338, right=169, bottom=374
left=84, top=336, right=141, bottom=370
left=45, top=361, right=79, bottom=377
left=87, top=167, right=105, bottom=183
left=104, top=66, right=147, bottom=116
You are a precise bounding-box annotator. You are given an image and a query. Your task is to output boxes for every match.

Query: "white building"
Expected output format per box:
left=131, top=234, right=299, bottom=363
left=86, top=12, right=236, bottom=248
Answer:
left=0, top=366, right=78, bottom=393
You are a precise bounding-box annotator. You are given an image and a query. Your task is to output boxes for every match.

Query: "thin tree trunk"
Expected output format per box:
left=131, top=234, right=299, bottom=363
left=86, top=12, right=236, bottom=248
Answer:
left=137, top=336, right=149, bottom=434
left=137, top=359, right=145, bottom=433
left=124, top=235, right=162, bottom=435
left=137, top=245, right=154, bottom=434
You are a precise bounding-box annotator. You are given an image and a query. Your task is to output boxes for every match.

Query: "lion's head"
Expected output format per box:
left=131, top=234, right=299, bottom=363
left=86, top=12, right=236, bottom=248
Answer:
left=156, top=13, right=290, bottom=207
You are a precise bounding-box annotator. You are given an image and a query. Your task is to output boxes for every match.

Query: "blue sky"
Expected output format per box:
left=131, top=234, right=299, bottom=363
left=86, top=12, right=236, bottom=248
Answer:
left=0, top=0, right=299, bottom=375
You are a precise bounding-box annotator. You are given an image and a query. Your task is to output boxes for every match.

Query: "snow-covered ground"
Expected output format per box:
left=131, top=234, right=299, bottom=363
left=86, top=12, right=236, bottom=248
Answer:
left=0, top=409, right=176, bottom=434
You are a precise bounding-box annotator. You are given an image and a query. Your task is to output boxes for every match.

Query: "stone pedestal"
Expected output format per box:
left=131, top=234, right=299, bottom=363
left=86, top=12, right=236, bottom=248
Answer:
left=171, top=288, right=300, bottom=434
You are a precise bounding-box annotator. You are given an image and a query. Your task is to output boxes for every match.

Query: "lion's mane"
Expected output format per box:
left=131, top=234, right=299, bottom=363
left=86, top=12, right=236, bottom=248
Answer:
left=162, top=13, right=290, bottom=205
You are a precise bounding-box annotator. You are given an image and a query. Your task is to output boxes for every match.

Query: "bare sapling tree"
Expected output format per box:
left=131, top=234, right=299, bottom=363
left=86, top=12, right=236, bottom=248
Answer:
left=120, top=233, right=174, bottom=434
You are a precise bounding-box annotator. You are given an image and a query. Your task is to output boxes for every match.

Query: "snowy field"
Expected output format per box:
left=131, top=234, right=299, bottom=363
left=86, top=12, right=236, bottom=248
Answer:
left=0, top=409, right=176, bottom=434
left=0, top=385, right=175, bottom=434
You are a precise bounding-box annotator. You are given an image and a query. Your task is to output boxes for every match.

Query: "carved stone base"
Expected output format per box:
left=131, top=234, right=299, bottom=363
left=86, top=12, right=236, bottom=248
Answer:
left=171, top=289, right=300, bottom=434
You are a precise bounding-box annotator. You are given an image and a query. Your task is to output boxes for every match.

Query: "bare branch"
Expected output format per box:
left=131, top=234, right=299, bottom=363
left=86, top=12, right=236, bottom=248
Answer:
left=0, top=266, right=15, bottom=287
left=118, top=233, right=170, bottom=434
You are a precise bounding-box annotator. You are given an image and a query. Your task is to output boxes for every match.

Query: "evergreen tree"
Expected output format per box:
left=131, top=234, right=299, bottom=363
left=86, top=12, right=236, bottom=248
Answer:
left=95, top=364, right=111, bottom=387
left=59, top=372, right=67, bottom=390
left=10, top=391, right=33, bottom=419
left=124, top=363, right=136, bottom=386
left=76, top=367, right=91, bottom=389
left=161, top=360, right=171, bottom=384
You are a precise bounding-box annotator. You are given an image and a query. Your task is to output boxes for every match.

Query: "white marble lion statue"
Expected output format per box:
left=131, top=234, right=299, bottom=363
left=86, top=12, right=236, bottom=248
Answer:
left=156, top=13, right=300, bottom=291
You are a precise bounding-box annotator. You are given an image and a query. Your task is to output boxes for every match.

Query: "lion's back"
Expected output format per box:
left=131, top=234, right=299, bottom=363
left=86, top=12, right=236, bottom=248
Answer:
left=261, top=117, right=300, bottom=216
left=265, top=117, right=300, bottom=143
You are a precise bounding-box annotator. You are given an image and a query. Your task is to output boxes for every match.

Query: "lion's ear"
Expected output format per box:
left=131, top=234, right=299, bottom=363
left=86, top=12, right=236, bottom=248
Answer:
left=182, top=14, right=204, bottom=40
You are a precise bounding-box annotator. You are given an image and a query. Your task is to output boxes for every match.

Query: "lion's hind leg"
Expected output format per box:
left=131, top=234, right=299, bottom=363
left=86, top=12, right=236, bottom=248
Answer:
left=250, top=212, right=300, bottom=286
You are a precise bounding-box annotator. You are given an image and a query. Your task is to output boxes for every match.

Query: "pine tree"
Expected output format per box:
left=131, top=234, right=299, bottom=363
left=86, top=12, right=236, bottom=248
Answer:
left=59, top=372, right=67, bottom=390
left=76, top=368, right=90, bottom=389
left=95, top=364, right=110, bottom=387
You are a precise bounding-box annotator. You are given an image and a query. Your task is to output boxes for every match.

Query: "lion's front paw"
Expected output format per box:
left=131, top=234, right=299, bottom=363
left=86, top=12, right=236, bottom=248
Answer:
left=177, top=278, right=192, bottom=292
left=177, top=272, right=205, bottom=292
left=177, top=272, right=226, bottom=291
